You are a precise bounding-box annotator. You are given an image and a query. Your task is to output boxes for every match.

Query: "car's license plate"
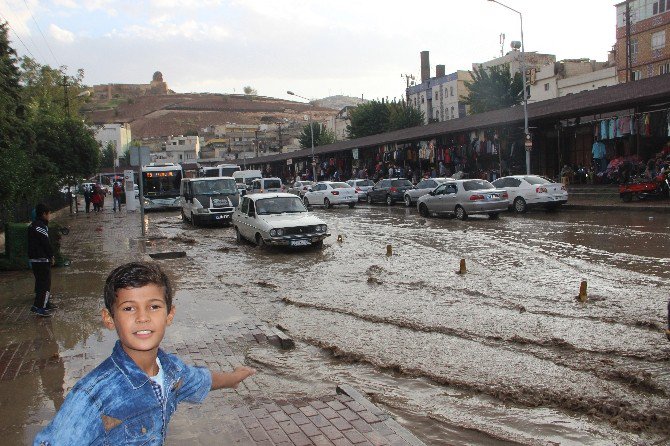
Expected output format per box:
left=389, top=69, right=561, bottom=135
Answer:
left=290, top=239, right=311, bottom=246
left=215, top=214, right=230, bottom=220
left=488, top=194, right=499, bottom=199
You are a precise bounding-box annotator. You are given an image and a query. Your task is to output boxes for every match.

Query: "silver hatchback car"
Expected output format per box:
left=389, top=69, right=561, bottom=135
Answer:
left=416, top=179, right=509, bottom=220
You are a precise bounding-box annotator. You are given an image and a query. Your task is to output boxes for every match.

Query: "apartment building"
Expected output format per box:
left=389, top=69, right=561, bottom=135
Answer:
left=92, top=123, right=131, bottom=167
left=529, top=59, right=618, bottom=102
left=162, top=135, right=200, bottom=164
left=615, top=0, right=670, bottom=81
left=406, top=51, right=472, bottom=124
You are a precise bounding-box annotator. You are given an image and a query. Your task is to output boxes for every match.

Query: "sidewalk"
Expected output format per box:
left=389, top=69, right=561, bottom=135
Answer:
left=0, top=206, right=425, bottom=446
left=564, top=184, right=670, bottom=212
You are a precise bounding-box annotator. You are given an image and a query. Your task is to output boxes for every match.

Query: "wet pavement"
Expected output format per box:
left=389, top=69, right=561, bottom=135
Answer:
left=1, top=198, right=670, bottom=445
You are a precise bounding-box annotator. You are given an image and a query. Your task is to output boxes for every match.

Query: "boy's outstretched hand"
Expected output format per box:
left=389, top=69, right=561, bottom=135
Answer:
left=211, top=366, right=257, bottom=390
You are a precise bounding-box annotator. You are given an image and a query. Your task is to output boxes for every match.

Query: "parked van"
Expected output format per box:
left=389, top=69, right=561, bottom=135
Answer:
left=233, top=170, right=262, bottom=187
left=180, top=177, right=239, bottom=226
left=250, top=177, right=284, bottom=194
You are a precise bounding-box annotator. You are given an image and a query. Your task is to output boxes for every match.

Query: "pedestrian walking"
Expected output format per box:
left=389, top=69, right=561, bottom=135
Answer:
left=666, top=299, right=670, bottom=342
left=83, top=185, right=92, bottom=213
left=34, top=262, right=256, bottom=444
left=28, top=203, right=55, bottom=317
left=91, top=186, right=103, bottom=212
left=112, top=182, right=122, bottom=212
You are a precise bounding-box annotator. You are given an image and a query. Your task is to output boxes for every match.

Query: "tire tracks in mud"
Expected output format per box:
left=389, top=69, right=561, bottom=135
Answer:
left=276, top=305, right=670, bottom=436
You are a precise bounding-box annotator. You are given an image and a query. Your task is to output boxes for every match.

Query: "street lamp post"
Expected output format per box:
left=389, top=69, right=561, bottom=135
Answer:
left=487, top=0, right=530, bottom=174
left=287, top=90, right=318, bottom=181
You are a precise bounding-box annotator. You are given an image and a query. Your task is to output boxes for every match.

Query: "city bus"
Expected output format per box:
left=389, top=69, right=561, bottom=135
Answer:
left=200, top=164, right=241, bottom=178
left=141, top=163, right=183, bottom=210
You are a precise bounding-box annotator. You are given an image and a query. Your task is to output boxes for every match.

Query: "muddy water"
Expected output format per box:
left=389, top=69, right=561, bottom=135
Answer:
left=158, top=207, right=670, bottom=445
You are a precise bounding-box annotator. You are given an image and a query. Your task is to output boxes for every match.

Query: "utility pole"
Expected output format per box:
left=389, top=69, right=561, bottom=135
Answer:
left=401, top=73, right=415, bottom=103
left=277, top=122, right=283, bottom=152
left=62, top=75, right=70, bottom=115
left=625, top=0, right=632, bottom=82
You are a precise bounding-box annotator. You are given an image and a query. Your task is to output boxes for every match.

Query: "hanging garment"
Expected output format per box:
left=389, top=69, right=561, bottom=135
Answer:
left=600, top=120, right=608, bottom=140
left=594, top=123, right=600, bottom=140
left=618, top=116, right=631, bottom=135
left=630, top=115, right=637, bottom=135
left=609, top=118, right=617, bottom=139
left=644, top=113, right=651, bottom=136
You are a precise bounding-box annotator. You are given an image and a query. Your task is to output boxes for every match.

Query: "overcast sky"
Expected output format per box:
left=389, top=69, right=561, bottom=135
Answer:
left=1, top=0, right=618, bottom=102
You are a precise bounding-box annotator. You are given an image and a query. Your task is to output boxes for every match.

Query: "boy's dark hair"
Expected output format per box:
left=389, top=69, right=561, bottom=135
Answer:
left=104, top=262, right=173, bottom=315
left=35, top=203, right=50, bottom=218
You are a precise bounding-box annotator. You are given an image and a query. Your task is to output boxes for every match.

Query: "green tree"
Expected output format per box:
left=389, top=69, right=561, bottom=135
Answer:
left=347, top=99, right=423, bottom=139
left=243, top=85, right=257, bottom=95
left=100, top=141, right=117, bottom=168
left=387, top=100, right=424, bottom=131
left=461, top=64, right=523, bottom=114
left=0, top=22, right=32, bottom=218
left=346, top=100, right=389, bottom=139
left=298, top=122, right=335, bottom=149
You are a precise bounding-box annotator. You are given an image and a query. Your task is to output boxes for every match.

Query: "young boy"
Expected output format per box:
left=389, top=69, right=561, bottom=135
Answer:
left=28, top=203, right=55, bottom=317
left=34, top=262, right=256, bottom=445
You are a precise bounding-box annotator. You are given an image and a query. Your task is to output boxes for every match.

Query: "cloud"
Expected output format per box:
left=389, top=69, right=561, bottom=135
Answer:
left=53, top=0, right=78, bottom=8
left=109, top=19, right=229, bottom=41
left=49, top=23, right=75, bottom=42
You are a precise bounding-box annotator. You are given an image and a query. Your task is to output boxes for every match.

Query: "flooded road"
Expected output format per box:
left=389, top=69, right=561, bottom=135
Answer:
left=154, top=205, right=670, bottom=445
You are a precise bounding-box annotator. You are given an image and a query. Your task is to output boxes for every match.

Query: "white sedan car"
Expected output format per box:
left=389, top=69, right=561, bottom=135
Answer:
left=492, top=175, right=568, bottom=213
left=302, top=182, right=357, bottom=209
left=232, top=193, right=330, bottom=248
left=403, top=177, right=453, bottom=207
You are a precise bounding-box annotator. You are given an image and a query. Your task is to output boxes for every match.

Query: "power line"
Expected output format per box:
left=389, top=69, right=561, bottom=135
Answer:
left=22, top=0, right=60, bottom=67
left=0, top=13, right=38, bottom=61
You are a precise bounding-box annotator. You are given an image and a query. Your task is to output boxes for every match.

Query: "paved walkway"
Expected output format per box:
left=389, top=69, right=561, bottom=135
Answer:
left=0, top=204, right=425, bottom=446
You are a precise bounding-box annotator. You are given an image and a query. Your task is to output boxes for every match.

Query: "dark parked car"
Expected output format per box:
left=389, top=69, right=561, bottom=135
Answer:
left=366, top=178, right=414, bottom=205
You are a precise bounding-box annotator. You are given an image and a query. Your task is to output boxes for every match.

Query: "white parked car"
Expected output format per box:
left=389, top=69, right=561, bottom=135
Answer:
left=232, top=193, right=330, bottom=248
left=346, top=179, right=375, bottom=201
left=288, top=180, right=315, bottom=197
left=403, top=177, right=453, bottom=207
left=302, top=182, right=357, bottom=209
left=492, top=175, right=568, bottom=213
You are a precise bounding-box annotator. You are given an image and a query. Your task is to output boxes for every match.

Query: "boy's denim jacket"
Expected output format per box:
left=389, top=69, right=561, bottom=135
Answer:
left=34, top=341, right=212, bottom=445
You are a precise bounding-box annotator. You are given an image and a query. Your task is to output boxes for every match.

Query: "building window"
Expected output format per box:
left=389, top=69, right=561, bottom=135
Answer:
left=544, top=83, right=550, bottom=91
left=652, top=30, right=666, bottom=50
left=421, top=96, right=424, bottom=104
left=435, top=92, right=438, bottom=100
left=653, top=0, right=667, bottom=15
left=450, top=106, right=455, bottom=119
left=661, top=63, right=670, bottom=75
left=435, top=111, right=439, bottom=120
left=450, top=86, right=454, bottom=96
left=632, top=70, right=642, bottom=80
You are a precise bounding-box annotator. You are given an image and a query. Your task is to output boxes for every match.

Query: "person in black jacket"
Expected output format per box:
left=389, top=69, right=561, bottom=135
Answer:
left=28, top=203, right=55, bottom=317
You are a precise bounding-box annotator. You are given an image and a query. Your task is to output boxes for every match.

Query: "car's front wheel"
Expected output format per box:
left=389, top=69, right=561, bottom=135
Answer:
left=419, top=203, right=430, bottom=218
left=324, top=198, right=332, bottom=209
left=386, top=194, right=394, bottom=206
left=235, top=227, right=243, bottom=243
left=513, top=197, right=527, bottom=213
left=255, top=233, right=265, bottom=248
left=404, top=195, right=412, bottom=207
left=455, top=205, right=468, bottom=220
left=367, top=194, right=373, bottom=204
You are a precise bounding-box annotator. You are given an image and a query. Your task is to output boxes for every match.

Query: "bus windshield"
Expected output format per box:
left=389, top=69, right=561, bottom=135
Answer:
left=192, top=178, right=237, bottom=195
left=143, top=170, right=182, bottom=197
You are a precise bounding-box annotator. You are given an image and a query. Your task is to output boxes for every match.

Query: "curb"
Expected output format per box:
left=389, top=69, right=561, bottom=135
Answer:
left=564, top=203, right=670, bottom=213
left=336, top=384, right=426, bottom=446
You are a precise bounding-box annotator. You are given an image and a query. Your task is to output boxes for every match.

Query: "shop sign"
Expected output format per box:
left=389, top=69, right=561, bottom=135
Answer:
left=352, top=148, right=359, bottom=160
left=286, top=158, right=293, bottom=165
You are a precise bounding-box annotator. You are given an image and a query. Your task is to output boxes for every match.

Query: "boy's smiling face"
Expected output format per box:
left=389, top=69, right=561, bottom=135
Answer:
left=102, top=284, right=175, bottom=360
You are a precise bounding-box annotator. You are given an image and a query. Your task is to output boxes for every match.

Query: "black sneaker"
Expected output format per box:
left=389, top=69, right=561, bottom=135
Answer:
left=30, top=306, right=53, bottom=317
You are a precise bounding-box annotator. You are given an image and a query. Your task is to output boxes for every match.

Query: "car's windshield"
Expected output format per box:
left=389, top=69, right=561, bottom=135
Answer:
left=391, top=180, right=413, bottom=187
left=331, top=182, right=350, bottom=189
left=357, top=180, right=374, bottom=187
left=462, top=180, right=495, bottom=191
left=524, top=176, right=551, bottom=185
left=264, top=179, right=282, bottom=189
left=255, top=197, right=307, bottom=214
left=192, top=178, right=237, bottom=195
